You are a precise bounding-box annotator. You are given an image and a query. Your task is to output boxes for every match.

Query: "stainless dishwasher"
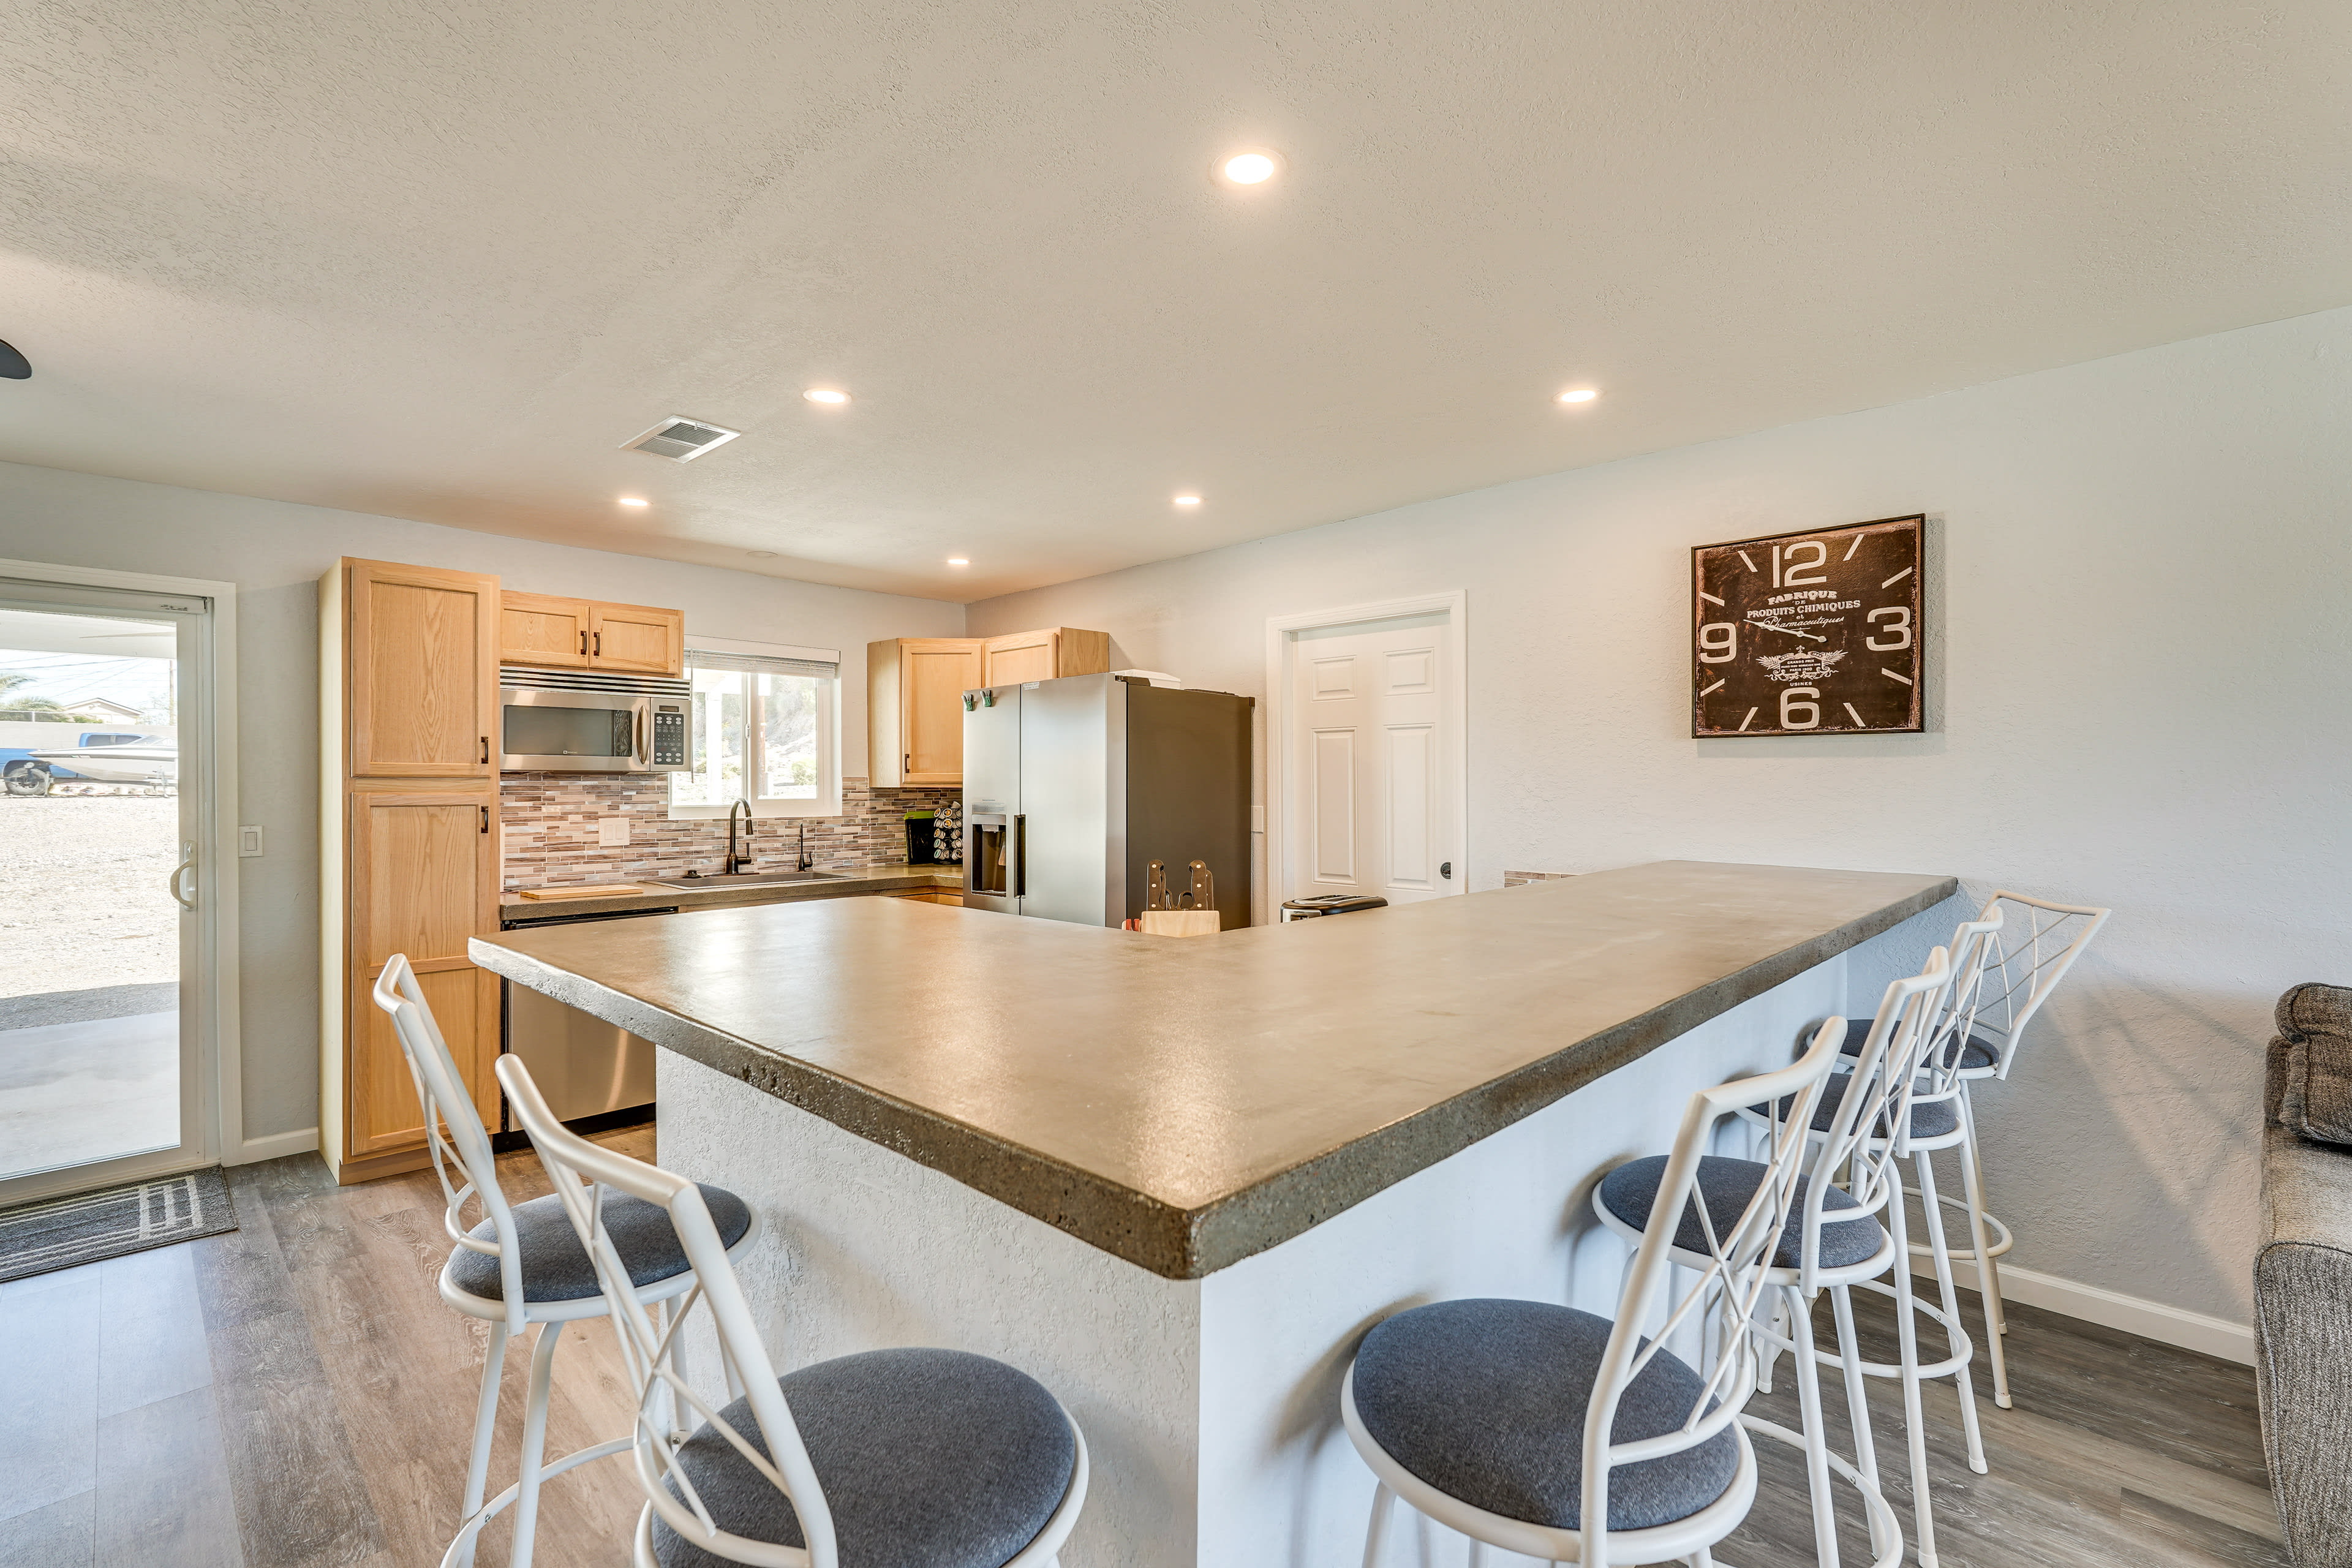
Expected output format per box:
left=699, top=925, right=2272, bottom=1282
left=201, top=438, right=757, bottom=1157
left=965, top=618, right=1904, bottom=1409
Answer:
left=499, top=902, right=677, bottom=1125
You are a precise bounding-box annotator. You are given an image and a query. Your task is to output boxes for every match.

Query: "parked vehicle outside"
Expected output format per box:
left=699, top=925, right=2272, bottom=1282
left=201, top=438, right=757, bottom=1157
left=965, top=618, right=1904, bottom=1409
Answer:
left=0, top=720, right=178, bottom=795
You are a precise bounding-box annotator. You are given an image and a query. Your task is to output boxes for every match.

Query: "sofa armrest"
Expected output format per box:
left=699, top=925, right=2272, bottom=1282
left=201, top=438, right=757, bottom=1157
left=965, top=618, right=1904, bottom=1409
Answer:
left=2258, top=1125, right=2352, bottom=1565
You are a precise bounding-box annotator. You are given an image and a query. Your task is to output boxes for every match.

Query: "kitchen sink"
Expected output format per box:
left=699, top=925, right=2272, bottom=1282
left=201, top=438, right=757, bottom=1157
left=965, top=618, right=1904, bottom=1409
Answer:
left=646, top=870, right=857, bottom=889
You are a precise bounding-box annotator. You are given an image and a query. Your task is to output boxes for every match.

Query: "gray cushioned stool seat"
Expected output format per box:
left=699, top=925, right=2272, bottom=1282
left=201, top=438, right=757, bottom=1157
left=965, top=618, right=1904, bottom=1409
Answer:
left=1597, top=1155, right=1885, bottom=1271
left=652, top=1347, right=1076, bottom=1568
left=447, top=1183, right=752, bottom=1303
left=1351, top=1298, right=1738, bottom=1532
left=1758, top=1074, right=1959, bottom=1140
left=1842, top=1027, right=1997, bottom=1072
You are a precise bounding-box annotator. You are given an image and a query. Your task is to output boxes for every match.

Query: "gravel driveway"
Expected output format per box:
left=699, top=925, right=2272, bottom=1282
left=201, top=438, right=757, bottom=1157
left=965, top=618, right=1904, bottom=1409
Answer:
left=0, top=794, right=181, bottom=1009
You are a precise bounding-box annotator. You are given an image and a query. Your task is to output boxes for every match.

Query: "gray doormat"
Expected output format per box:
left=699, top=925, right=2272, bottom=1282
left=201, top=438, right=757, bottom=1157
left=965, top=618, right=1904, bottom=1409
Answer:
left=0, top=1166, right=237, bottom=1283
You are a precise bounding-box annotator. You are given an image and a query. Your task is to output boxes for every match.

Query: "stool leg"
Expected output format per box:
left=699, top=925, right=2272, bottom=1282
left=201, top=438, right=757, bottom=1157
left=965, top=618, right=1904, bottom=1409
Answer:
left=1885, top=1178, right=1939, bottom=1568
left=1787, top=1283, right=1842, bottom=1568
left=510, top=1321, right=565, bottom=1568
left=454, top=1327, right=508, bottom=1568
left=1954, top=1093, right=2010, bottom=1408
left=1915, top=1152, right=1988, bottom=1476
left=1360, top=1480, right=1394, bottom=1568
left=1830, top=1283, right=1891, bottom=1559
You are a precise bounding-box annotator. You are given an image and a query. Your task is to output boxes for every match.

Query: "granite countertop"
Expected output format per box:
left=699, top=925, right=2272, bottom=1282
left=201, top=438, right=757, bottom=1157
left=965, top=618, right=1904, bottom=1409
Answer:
left=497, top=862, right=963, bottom=922
left=471, top=859, right=1953, bottom=1278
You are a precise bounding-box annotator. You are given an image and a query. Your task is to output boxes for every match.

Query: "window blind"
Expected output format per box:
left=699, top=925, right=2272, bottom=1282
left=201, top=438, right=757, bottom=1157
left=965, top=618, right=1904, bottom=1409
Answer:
left=684, top=649, right=839, bottom=680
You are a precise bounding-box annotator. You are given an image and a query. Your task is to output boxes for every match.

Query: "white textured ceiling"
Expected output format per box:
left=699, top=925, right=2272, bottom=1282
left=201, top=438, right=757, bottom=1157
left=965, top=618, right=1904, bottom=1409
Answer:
left=2, top=2, right=2348, bottom=601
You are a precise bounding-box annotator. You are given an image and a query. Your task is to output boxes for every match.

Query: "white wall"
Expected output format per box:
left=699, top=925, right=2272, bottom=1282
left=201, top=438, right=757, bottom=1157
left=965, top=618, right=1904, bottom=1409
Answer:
left=971, top=304, right=2352, bottom=1327
left=0, top=459, right=961, bottom=1141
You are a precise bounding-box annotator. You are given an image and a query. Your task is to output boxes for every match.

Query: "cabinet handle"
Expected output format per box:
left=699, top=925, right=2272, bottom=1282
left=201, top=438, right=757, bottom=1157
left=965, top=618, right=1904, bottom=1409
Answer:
left=579, top=630, right=588, bottom=655
left=480, top=737, right=489, bottom=764
left=593, top=630, right=601, bottom=657
left=480, top=805, right=490, bottom=834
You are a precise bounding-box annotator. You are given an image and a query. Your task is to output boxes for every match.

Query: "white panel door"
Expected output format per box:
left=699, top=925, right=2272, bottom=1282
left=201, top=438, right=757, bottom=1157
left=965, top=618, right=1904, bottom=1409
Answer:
left=1288, top=616, right=1457, bottom=904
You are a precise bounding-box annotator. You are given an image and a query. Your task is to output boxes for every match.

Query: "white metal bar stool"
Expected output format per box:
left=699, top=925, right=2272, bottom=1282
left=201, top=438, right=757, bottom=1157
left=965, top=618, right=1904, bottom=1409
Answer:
left=372, top=955, right=760, bottom=1568
left=1340, top=1011, right=1896, bottom=1567
left=1841, top=891, right=2110, bottom=1409
left=499, top=1052, right=1090, bottom=1568
left=1597, top=949, right=1953, bottom=1568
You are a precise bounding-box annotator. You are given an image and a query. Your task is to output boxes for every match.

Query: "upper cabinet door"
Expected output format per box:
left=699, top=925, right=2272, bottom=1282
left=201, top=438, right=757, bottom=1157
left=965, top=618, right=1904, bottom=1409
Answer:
left=982, top=630, right=1058, bottom=687
left=589, top=602, right=685, bottom=676
left=500, top=592, right=592, bottom=669
left=346, top=560, right=499, bottom=778
left=903, top=640, right=982, bottom=782
left=982, top=627, right=1110, bottom=686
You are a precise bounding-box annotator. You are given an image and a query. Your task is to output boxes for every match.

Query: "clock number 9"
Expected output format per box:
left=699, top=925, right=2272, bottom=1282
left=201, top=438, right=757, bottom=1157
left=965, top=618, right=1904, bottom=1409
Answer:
left=1779, top=686, right=1821, bottom=729
left=1698, top=622, right=1738, bottom=664
left=1865, top=606, right=1912, bottom=650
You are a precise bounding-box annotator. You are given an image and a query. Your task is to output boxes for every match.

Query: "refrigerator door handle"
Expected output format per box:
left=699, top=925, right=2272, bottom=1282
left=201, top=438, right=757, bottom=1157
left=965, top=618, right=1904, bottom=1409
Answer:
left=1012, top=813, right=1027, bottom=899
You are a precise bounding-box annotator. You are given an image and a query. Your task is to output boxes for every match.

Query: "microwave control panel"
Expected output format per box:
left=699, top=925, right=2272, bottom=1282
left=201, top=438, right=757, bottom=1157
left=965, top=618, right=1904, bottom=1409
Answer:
left=649, top=703, right=688, bottom=767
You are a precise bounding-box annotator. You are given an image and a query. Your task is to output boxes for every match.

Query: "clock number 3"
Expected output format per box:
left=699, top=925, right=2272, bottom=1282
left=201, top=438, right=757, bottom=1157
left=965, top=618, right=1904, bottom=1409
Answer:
left=1698, top=622, right=1737, bottom=663
left=1866, top=606, right=1912, bottom=650
left=1775, top=541, right=1828, bottom=587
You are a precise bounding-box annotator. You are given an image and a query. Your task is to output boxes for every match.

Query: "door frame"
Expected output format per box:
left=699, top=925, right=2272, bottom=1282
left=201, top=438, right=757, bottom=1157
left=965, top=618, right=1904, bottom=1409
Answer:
left=1264, top=590, right=1467, bottom=919
left=0, top=557, right=244, bottom=1200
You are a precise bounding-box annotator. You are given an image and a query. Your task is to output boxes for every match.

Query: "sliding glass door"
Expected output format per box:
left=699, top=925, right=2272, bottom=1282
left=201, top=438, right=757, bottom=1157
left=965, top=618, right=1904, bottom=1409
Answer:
left=0, top=579, right=213, bottom=1201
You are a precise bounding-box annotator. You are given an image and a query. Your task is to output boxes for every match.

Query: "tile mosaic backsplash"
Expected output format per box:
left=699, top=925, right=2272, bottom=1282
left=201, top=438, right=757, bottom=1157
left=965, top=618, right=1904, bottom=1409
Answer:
left=500, top=774, right=962, bottom=889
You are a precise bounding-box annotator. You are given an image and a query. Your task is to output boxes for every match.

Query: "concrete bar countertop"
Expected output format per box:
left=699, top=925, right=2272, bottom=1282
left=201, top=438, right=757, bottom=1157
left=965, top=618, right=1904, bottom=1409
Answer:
left=497, top=861, right=963, bottom=922
left=471, top=859, right=1953, bottom=1278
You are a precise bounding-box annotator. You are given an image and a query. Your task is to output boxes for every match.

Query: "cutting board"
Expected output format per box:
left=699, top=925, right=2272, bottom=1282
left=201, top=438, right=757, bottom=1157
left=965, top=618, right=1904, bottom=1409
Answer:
left=1138, top=909, right=1222, bottom=938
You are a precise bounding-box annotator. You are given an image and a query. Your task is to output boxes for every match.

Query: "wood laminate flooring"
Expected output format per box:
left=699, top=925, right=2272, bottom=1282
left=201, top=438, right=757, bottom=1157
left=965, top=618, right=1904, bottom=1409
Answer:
left=0, top=1139, right=2287, bottom=1568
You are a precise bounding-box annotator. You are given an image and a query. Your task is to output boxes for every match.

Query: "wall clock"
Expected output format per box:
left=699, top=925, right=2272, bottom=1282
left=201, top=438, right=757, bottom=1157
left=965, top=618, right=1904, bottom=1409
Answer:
left=1691, top=514, right=1924, bottom=737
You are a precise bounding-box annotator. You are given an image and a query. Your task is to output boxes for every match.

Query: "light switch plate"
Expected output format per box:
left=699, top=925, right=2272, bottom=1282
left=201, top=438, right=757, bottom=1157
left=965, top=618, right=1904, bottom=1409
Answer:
left=597, top=816, right=631, bottom=847
left=237, top=825, right=264, bottom=858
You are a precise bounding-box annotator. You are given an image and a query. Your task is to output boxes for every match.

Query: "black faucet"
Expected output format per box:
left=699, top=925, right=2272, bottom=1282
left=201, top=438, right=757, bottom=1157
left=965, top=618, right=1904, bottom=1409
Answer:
left=797, top=820, right=813, bottom=872
left=724, top=799, right=754, bottom=874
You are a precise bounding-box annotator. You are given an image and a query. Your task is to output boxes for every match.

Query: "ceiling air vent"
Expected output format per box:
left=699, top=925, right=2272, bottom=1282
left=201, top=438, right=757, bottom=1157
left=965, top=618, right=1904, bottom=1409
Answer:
left=622, top=415, right=742, bottom=462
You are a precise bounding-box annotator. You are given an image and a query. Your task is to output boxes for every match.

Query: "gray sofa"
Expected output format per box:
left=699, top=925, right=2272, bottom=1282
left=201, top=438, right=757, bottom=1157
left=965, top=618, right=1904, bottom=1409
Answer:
left=2258, top=983, right=2352, bottom=1566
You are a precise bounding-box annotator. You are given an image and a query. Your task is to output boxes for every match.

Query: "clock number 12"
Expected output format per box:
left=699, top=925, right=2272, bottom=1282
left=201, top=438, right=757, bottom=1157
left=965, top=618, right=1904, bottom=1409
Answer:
left=1774, top=541, right=1828, bottom=587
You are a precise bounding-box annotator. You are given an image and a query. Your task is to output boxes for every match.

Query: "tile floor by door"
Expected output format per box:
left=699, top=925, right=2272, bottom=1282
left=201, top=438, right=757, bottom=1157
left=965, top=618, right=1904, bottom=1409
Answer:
left=0, top=1133, right=2289, bottom=1568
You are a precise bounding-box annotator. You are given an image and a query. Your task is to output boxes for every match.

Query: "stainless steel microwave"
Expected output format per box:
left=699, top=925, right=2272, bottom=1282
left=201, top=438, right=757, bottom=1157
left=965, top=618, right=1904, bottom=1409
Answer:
left=499, top=674, right=691, bottom=774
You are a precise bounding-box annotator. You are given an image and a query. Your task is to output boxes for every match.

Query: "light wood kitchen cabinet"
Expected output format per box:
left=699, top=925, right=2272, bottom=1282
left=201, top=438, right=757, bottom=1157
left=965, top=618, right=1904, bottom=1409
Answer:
left=341, top=782, right=501, bottom=1157
left=321, top=557, right=505, bottom=1183
left=982, top=627, right=1110, bottom=687
left=867, top=627, right=1110, bottom=786
left=589, top=601, right=685, bottom=674
left=344, top=559, right=499, bottom=778
left=499, top=591, right=592, bottom=669
left=500, top=592, right=684, bottom=676
left=869, top=638, right=982, bottom=786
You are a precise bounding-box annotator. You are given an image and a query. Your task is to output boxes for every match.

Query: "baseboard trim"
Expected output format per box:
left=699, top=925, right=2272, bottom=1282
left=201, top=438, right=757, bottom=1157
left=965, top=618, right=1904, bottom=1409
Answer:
left=1910, top=1251, right=2255, bottom=1365
left=230, top=1127, right=320, bottom=1165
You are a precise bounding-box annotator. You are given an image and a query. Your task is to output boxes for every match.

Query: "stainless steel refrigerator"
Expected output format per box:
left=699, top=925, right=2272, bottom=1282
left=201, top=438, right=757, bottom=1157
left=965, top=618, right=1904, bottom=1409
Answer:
left=962, top=673, right=1253, bottom=930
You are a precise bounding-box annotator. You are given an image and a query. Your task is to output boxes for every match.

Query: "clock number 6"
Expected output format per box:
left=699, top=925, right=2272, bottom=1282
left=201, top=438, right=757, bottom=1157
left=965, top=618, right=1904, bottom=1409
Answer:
left=1698, top=622, right=1737, bottom=663
left=1866, top=605, right=1912, bottom=650
left=1779, top=686, right=1821, bottom=729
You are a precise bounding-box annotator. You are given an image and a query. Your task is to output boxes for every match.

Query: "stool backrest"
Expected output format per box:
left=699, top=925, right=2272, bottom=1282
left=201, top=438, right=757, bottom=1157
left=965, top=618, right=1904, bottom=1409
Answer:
left=1910, top=911, right=2005, bottom=1108
left=1965, top=891, right=2111, bottom=1079
left=1802, top=944, right=1953, bottom=1293
left=497, top=1054, right=840, bottom=1568
left=1584, top=1011, right=1845, bottom=1564
left=371, top=954, right=529, bottom=1335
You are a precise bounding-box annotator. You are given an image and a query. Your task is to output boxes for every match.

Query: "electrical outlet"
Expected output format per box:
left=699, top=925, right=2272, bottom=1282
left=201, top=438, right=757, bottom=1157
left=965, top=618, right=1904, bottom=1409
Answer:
left=237, top=825, right=264, bottom=858
left=597, top=816, right=631, bottom=847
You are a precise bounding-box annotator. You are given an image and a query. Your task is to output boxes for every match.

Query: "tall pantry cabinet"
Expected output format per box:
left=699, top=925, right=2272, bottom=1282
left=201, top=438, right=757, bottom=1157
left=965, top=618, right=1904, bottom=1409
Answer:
left=320, top=559, right=503, bottom=1183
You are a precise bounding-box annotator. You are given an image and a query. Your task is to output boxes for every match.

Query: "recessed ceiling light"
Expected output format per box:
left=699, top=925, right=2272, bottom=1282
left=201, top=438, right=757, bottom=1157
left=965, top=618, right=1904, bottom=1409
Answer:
left=747, top=551, right=778, bottom=559
left=1216, top=150, right=1281, bottom=186
left=617, top=497, right=649, bottom=507
left=1557, top=388, right=1599, bottom=404
left=1172, top=494, right=1202, bottom=506
left=803, top=388, right=850, bottom=405
left=948, top=557, right=970, bottom=567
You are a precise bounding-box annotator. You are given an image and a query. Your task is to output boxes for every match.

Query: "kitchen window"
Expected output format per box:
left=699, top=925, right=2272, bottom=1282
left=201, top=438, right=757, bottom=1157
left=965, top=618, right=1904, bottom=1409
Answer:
left=668, top=639, right=842, bottom=818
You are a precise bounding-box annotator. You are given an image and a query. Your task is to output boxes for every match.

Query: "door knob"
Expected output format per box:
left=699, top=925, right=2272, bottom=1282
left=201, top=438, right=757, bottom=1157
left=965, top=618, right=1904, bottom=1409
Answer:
left=1440, top=861, right=1453, bottom=880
